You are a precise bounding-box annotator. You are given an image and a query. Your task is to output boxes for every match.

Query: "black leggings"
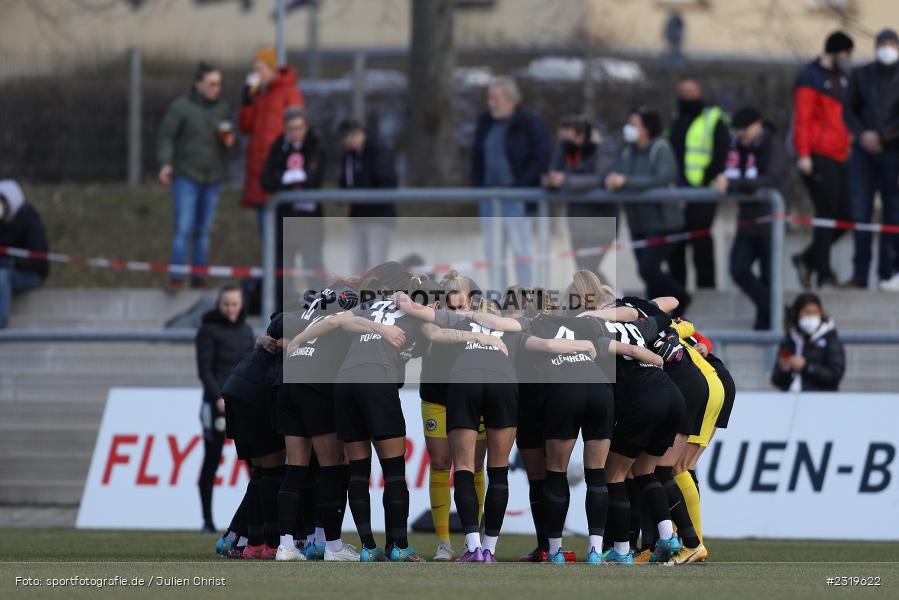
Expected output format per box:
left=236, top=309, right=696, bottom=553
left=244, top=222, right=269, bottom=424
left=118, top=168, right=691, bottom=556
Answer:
left=199, top=428, right=225, bottom=526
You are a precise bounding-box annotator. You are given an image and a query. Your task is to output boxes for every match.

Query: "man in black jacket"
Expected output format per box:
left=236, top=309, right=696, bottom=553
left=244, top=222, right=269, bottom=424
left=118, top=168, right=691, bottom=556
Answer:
left=0, top=180, right=48, bottom=329
left=337, top=118, right=399, bottom=274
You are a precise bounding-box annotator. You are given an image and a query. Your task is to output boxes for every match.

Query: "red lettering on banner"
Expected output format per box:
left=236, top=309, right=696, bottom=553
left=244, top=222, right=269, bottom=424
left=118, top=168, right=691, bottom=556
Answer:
left=416, top=449, right=430, bottom=489
left=136, top=435, right=159, bottom=485
left=168, top=435, right=200, bottom=485
left=102, top=434, right=138, bottom=484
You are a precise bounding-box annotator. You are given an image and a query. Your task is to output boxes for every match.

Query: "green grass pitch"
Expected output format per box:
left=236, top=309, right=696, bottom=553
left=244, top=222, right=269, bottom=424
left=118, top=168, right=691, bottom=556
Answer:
left=1, top=530, right=896, bottom=599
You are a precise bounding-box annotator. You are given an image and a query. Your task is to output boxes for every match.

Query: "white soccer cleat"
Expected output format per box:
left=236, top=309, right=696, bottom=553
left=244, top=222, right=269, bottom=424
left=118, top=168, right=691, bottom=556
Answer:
left=324, top=543, right=361, bottom=562
left=276, top=544, right=307, bottom=561
left=432, top=540, right=456, bottom=562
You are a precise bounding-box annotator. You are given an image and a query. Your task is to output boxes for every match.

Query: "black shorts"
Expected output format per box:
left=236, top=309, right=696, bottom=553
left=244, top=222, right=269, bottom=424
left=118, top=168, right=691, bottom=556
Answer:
left=672, top=367, right=709, bottom=437
left=335, top=364, right=405, bottom=442
left=516, top=382, right=544, bottom=450
left=707, top=355, right=736, bottom=428
left=276, top=383, right=337, bottom=438
left=447, top=369, right=517, bottom=432
left=276, top=384, right=308, bottom=438
left=225, top=393, right=284, bottom=460
left=542, top=382, right=614, bottom=442
left=611, top=370, right=685, bottom=459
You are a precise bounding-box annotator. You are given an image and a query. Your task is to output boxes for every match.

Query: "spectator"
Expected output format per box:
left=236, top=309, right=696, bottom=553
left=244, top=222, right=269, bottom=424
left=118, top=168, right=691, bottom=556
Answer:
left=771, top=293, right=845, bottom=392
left=239, top=47, right=305, bottom=237
left=717, top=107, right=789, bottom=330
left=260, top=106, right=326, bottom=301
left=0, top=180, right=47, bottom=329
left=842, top=29, right=899, bottom=291
left=157, top=62, right=234, bottom=293
left=195, top=283, right=254, bottom=533
left=606, top=108, right=686, bottom=311
left=792, top=31, right=854, bottom=290
left=471, top=76, right=549, bottom=289
left=337, top=117, right=399, bottom=274
left=544, top=115, right=618, bottom=285
left=667, top=76, right=730, bottom=289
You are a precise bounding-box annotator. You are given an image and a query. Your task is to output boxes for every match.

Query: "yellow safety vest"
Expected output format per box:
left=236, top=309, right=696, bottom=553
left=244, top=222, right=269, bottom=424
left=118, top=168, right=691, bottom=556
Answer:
left=683, top=106, right=724, bottom=187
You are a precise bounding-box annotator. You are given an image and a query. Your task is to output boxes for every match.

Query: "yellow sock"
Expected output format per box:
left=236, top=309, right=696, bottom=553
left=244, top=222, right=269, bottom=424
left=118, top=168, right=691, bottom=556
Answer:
left=675, top=470, right=702, bottom=542
left=474, top=469, right=486, bottom=525
left=429, top=468, right=451, bottom=542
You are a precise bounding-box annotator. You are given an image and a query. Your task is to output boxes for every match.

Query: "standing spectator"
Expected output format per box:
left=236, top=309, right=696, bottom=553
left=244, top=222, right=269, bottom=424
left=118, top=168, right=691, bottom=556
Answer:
left=195, top=283, right=255, bottom=533
left=239, top=47, right=305, bottom=237
left=792, top=31, right=854, bottom=290
left=606, top=108, right=686, bottom=309
left=470, top=76, right=549, bottom=289
left=667, top=76, right=730, bottom=289
left=157, top=62, right=234, bottom=293
left=717, top=108, right=789, bottom=330
left=543, top=115, right=618, bottom=284
left=0, top=180, right=47, bottom=329
left=842, top=29, right=899, bottom=290
left=771, top=293, right=845, bottom=392
left=260, top=107, right=326, bottom=301
left=337, top=118, right=399, bottom=274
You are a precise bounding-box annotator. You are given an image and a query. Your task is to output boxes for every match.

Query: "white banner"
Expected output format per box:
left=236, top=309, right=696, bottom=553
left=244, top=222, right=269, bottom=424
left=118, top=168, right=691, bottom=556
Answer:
left=78, top=389, right=899, bottom=540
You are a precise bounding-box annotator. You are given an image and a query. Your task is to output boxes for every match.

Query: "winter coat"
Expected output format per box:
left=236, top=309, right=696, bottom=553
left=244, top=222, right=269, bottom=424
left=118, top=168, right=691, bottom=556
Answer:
left=239, top=67, right=305, bottom=207
left=843, top=61, right=899, bottom=143
left=611, top=137, right=681, bottom=236
left=723, top=126, right=790, bottom=233
left=771, top=319, right=846, bottom=392
left=471, top=106, right=550, bottom=188
left=668, top=103, right=731, bottom=186
left=195, top=308, right=255, bottom=404
left=550, top=141, right=618, bottom=219
left=259, top=129, right=326, bottom=216
left=793, top=58, right=851, bottom=162
left=339, top=139, right=399, bottom=219
left=0, top=203, right=49, bottom=279
left=156, top=88, right=232, bottom=184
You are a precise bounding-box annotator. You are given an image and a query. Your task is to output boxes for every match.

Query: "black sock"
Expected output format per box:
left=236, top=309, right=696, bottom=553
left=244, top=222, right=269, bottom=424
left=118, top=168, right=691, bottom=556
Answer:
left=541, top=470, right=569, bottom=540
left=338, top=464, right=350, bottom=524
left=639, top=490, right=657, bottom=551
left=528, top=478, right=548, bottom=550
left=689, top=469, right=700, bottom=497
left=277, top=465, right=306, bottom=540
left=484, top=466, right=509, bottom=538
left=634, top=473, right=672, bottom=542
left=299, top=463, right=318, bottom=540
left=606, top=481, right=630, bottom=550
left=657, top=466, right=700, bottom=548
left=261, top=465, right=285, bottom=548
left=246, top=467, right=265, bottom=546
left=454, top=470, right=479, bottom=535
left=584, top=468, right=608, bottom=548
left=318, top=465, right=344, bottom=542
left=380, top=455, right=409, bottom=549
left=625, top=478, right=642, bottom=549
left=227, top=490, right=248, bottom=536
left=348, top=457, right=376, bottom=550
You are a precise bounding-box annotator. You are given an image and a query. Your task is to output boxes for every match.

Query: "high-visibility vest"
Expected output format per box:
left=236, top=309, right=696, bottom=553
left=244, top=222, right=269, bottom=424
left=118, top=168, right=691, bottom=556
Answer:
left=683, top=106, right=724, bottom=187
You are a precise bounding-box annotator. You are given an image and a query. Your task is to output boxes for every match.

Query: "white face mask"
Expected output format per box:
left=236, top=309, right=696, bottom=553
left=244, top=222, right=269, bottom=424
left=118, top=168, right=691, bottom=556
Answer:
left=877, top=45, right=899, bottom=65
left=798, top=315, right=822, bottom=335
left=622, top=124, right=640, bottom=144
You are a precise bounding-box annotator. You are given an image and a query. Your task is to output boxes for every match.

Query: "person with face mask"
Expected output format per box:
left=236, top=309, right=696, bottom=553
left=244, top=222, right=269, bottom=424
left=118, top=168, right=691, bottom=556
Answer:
left=792, top=31, right=854, bottom=290
left=0, top=180, right=48, bottom=329
left=771, top=293, right=845, bottom=392
left=666, top=77, right=731, bottom=291
left=842, top=28, right=899, bottom=291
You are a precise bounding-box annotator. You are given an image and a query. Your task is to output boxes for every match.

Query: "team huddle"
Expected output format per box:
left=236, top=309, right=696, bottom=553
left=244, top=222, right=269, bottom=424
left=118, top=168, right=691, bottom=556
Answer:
left=212, top=261, right=736, bottom=565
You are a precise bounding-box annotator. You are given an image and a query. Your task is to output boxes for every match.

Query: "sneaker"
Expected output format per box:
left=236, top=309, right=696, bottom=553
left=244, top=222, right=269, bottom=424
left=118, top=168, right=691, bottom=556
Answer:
left=275, top=545, right=307, bottom=561
left=792, top=254, right=812, bottom=289
left=601, top=549, right=634, bottom=565
left=303, top=542, right=325, bottom=561
left=518, top=547, right=548, bottom=563
left=546, top=550, right=567, bottom=564
left=432, top=540, right=455, bottom=562
left=456, top=547, right=484, bottom=563
left=215, top=535, right=234, bottom=557
left=360, top=546, right=387, bottom=562
left=633, top=548, right=653, bottom=564
left=672, top=544, right=709, bottom=564
left=879, top=272, right=899, bottom=292
left=241, top=544, right=275, bottom=560
left=482, top=549, right=497, bottom=563
left=324, top=543, right=360, bottom=562
left=585, top=547, right=603, bottom=565
left=389, top=544, right=424, bottom=563
left=650, top=535, right=682, bottom=563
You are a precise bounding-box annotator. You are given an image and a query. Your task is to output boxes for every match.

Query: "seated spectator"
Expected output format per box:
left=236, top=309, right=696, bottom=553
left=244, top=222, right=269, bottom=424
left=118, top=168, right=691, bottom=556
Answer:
left=0, top=180, right=48, bottom=329
left=543, top=115, right=618, bottom=284
left=337, top=118, right=399, bottom=274
left=717, top=107, right=789, bottom=330
left=605, top=108, right=687, bottom=313
left=771, top=293, right=845, bottom=391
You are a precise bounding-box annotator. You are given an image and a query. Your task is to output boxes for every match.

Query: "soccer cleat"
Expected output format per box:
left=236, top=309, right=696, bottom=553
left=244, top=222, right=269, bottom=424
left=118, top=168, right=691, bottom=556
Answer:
left=275, top=545, right=307, bottom=561
left=650, top=535, right=682, bottom=563
left=601, top=549, right=634, bottom=565
left=303, top=542, right=326, bottom=561
left=563, top=550, right=577, bottom=563
left=482, top=549, right=497, bottom=563
left=389, top=544, right=424, bottom=563
left=633, top=548, right=653, bottom=564
left=518, top=547, right=548, bottom=563
left=215, top=535, right=234, bottom=557
left=226, top=546, right=245, bottom=559
left=585, top=547, right=604, bottom=565
left=546, top=550, right=567, bottom=564
left=432, top=540, right=456, bottom=562
left=457, top=547, right=484, bottom=562
left=672, top=544, right=708, bottom=564
left=360, top=546, right=387, bottom=562
left=324, top=543, right=361, bottom=562
left=241, top=544, right=276, bottom=560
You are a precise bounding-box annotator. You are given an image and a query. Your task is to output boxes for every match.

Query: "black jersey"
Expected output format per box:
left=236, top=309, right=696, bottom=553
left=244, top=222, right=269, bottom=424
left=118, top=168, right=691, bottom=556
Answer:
left=284, top=298, right=353, bottom=393
left=420, top=340, right=464, bottom=405
left=527, top=314, right=611, bottom=383
left=598, top=303, right=664, bottom=375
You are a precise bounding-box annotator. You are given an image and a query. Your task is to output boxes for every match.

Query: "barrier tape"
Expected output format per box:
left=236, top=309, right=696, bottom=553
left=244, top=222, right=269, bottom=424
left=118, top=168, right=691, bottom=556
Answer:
left=1, top=213, right=895, bottom=280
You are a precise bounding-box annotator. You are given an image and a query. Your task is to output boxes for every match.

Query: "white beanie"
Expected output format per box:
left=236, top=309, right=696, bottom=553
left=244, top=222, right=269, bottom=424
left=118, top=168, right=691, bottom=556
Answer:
left=0, top=179, right=25, bottom=221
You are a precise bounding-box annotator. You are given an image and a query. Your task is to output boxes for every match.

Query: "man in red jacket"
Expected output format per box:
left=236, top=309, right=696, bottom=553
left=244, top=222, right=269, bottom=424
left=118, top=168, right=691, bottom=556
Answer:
left=792, top=31, right=854, bottom=289
left=239, top=47, right=305, bottom=239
